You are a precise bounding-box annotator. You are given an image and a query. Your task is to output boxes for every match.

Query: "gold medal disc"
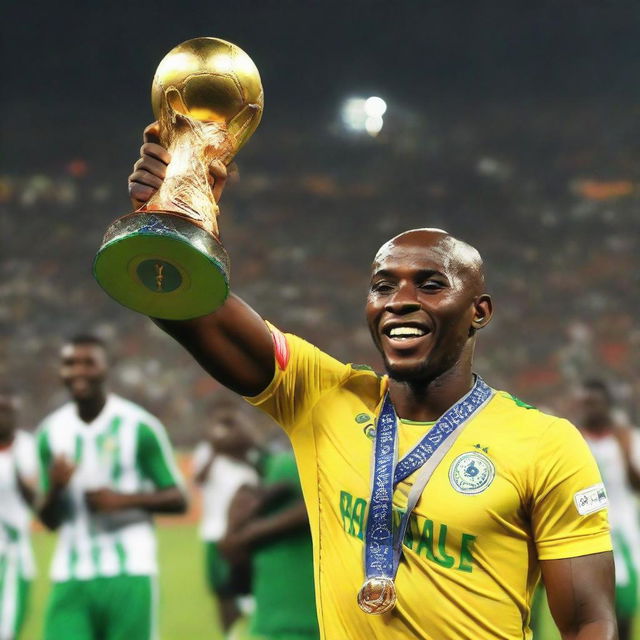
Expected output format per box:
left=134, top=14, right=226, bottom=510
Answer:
left=357, top=577, right=397, bottom=615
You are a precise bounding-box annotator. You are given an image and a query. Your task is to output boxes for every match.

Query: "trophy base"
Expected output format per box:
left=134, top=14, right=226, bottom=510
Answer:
left=93, top=212, right=230, bottom=320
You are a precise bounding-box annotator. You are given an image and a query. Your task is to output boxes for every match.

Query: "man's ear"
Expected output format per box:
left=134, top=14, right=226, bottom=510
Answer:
left=471, top=294, right=493, bottom=331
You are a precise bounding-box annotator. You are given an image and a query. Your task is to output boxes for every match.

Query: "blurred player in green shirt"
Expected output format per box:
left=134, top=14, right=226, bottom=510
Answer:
left=221, top=449, right=319, bottom=640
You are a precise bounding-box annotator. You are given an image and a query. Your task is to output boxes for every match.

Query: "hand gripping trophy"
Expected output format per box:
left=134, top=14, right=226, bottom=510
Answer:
left=94, top=37, right=263, bottom=319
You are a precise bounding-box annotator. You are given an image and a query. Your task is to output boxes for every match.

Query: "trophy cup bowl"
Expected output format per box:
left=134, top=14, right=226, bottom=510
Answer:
left=93, top=37, right=263, bottom=319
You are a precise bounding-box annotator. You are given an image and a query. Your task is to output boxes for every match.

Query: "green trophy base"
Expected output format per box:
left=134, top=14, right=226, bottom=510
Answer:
left=93, top=212, right=229, bottom=320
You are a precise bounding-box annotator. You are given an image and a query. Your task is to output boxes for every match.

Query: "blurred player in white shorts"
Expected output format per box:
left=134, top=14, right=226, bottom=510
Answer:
left=579, top=379, right=640, bottom=640
left=0, top=389, right=37, bottom=640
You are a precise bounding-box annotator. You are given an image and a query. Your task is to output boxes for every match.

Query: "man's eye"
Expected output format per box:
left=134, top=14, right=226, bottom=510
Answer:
left=420, top=281, right=444, bottom=290
left=371, top=282, right=393, bottom=293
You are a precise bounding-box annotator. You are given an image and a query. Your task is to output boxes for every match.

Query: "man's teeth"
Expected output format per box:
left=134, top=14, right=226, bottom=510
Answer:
left=389, top=327, right=426, bottom=338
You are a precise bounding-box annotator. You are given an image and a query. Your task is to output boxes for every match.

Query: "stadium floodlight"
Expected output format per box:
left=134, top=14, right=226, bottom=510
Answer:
left=341, top=98, right=368, bottom=131
left=365, top=115, right=384, bottom=136
left=364, top=96, right=387, bottom=118
left=341, top=96, right=387, bottom=137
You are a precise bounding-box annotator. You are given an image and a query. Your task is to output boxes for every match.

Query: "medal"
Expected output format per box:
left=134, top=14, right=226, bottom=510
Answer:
left=357, top=577, right=397, bottom=615
left=359, top=376, right=494, bottom=615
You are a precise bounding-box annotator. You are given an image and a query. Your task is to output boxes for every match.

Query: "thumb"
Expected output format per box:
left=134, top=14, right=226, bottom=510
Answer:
left=143, top=121, right=161, bottom=145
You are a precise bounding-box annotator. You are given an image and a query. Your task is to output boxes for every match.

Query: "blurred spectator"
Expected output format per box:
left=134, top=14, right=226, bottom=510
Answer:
left=220, top=440, right=319, bottom=640
left=2, top=103, right=639, bottom=437
left=0, top=388, right=37, bottom=640
left=192, top=403, right=259, bottom=634
left=577, top=379, right=640, bottom=640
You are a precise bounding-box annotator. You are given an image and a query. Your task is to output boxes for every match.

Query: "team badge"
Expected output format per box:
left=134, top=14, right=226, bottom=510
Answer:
left=449, top=451, right=495, bottom=494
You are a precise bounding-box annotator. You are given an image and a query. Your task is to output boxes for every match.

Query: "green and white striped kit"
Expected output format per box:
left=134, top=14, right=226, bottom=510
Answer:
left=0, top=430, right=36, bottom=638
left=37, top=395, right=183, bottom=581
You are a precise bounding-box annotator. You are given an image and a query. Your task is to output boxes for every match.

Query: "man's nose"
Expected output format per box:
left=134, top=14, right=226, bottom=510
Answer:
left=384, top=284, right=421, bottom=314
left=68, top=363, right=89, bottom=376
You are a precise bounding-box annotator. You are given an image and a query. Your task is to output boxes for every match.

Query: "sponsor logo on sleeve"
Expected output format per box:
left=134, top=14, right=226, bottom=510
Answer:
left=574, top=483, right=608, bottom=516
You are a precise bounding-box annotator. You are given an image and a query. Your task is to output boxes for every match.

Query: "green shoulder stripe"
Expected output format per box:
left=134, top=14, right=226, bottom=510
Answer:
left=349, top=363, right=381, bottom=376
left=499, top=391, right=536, bottom=410
left=135, top=421, right=183, bottom=489
left=36, top=428, right=52, bottom=492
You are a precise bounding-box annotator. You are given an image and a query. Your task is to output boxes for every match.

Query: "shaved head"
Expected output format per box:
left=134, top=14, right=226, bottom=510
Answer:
left=374, top=229, right=486, bottom=296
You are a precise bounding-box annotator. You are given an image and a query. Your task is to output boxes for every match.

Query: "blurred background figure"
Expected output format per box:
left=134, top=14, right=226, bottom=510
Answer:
left=221, top=437, right=319, bottom=640
left=35, top=335, right=187, bottom=640
left=193, top=402, right=259, bottom=635
left=0, top=388, right=37, bottom=640
left=578, top=379, right=640, bottom=640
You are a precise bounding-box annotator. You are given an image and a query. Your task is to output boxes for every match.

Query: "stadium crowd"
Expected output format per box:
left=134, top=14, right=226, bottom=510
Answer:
left=1, top=102, right=638, bottom=439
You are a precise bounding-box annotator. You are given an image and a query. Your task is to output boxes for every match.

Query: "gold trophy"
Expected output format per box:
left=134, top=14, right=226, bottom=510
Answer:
left=94, top=37, right=263, bottom=319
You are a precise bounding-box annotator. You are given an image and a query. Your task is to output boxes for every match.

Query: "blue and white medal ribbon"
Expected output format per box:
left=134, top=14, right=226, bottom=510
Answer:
left=357, top=375, right=494, bottom=615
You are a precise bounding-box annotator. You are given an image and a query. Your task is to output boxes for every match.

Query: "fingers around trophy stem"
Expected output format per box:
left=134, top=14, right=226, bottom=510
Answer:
left=139, top=142, right=171, bottom=166
left=129, top=169, right=164, bottom=190
left=143, top=121, right=161, bottom=145
left=134, top=155, right=169, bottom=179
left=128, top=179, right=158, bottom=207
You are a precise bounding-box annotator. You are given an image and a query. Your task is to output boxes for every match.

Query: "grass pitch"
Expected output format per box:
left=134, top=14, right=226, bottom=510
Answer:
left=22, top=525, right=221, bottom=640
left=20, top=525, right=635, bottom=639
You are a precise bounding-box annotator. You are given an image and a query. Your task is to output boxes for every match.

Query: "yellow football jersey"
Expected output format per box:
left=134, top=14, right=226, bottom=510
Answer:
left=246, top=326, right=612, bottom=640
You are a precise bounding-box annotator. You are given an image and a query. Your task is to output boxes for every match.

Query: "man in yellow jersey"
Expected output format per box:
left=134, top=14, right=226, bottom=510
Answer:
left=125, top=123, right=616, bottom=639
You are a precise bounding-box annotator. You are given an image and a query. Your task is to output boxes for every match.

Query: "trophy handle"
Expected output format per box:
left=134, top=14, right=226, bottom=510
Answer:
left=228, top=92, right=264, bottom=153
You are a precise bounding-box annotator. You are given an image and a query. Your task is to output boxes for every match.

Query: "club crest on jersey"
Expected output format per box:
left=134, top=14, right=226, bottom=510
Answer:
left=449, top=451, right=495, bottom=495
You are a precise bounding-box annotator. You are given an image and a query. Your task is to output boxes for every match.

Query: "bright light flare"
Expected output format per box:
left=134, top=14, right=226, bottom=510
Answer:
left=365, top=116, right=383, bottom=136
left=364, top=96, right=387, bottom=118
left=341, top=96, right=387, bottom=137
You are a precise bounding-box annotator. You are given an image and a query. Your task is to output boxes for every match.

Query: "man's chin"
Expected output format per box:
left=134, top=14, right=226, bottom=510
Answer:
left=68, top=387, right=97, bottom=402
left=384, top=358, right=432, bottom=383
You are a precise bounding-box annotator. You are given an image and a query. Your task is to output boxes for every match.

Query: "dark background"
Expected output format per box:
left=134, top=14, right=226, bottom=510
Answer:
left=2, top=1, right=640, bottom=438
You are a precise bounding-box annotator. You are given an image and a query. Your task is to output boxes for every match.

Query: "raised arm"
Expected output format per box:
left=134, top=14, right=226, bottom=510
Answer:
left=129, top=123, right=275, bottom=397
left=541, top=552, right=617, bottom=639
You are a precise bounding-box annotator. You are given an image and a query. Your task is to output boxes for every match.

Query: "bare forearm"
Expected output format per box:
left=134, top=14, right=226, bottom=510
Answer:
left=561, top=619, right=617, bottom=640
left=118, top=487, right=188, bottom=514
left=543, top=553, right=617, bottom=640
left=257, top=482, right=297, bottom=510
left=38, top=488, right=67, bottom=530
left=153, top=294, right=274, bottom=397
left=240, top=500, right=309, bottom=547
left=622, top=458, right=640, bottom=492
left=194, top=455, right=215, bottom=485
left=16, top=476, right=37, bottom=508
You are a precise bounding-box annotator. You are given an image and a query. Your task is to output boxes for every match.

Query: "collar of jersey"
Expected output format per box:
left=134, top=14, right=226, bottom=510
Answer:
left=399, top=418, right=436, bottom=427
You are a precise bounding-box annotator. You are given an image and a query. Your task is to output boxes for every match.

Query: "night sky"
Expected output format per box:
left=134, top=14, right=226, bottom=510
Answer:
left=3, top=0, right=640, bottom=172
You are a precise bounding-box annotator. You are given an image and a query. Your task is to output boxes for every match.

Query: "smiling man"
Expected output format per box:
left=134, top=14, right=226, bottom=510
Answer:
left=36, top=335, right=187, bottom=640
left=126, top=130, right=616, bottom=639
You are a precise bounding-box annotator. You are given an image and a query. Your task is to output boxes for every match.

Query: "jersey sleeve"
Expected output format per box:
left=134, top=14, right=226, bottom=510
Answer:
left=136, top=420, right=184, bottom=490
left=192, top=441, right=212, bottom=477
left=16, top=431, right=38, bottom=482
left=244, top=322, right=351, bottom=433
left=531, top=418, right=612, bottom=560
